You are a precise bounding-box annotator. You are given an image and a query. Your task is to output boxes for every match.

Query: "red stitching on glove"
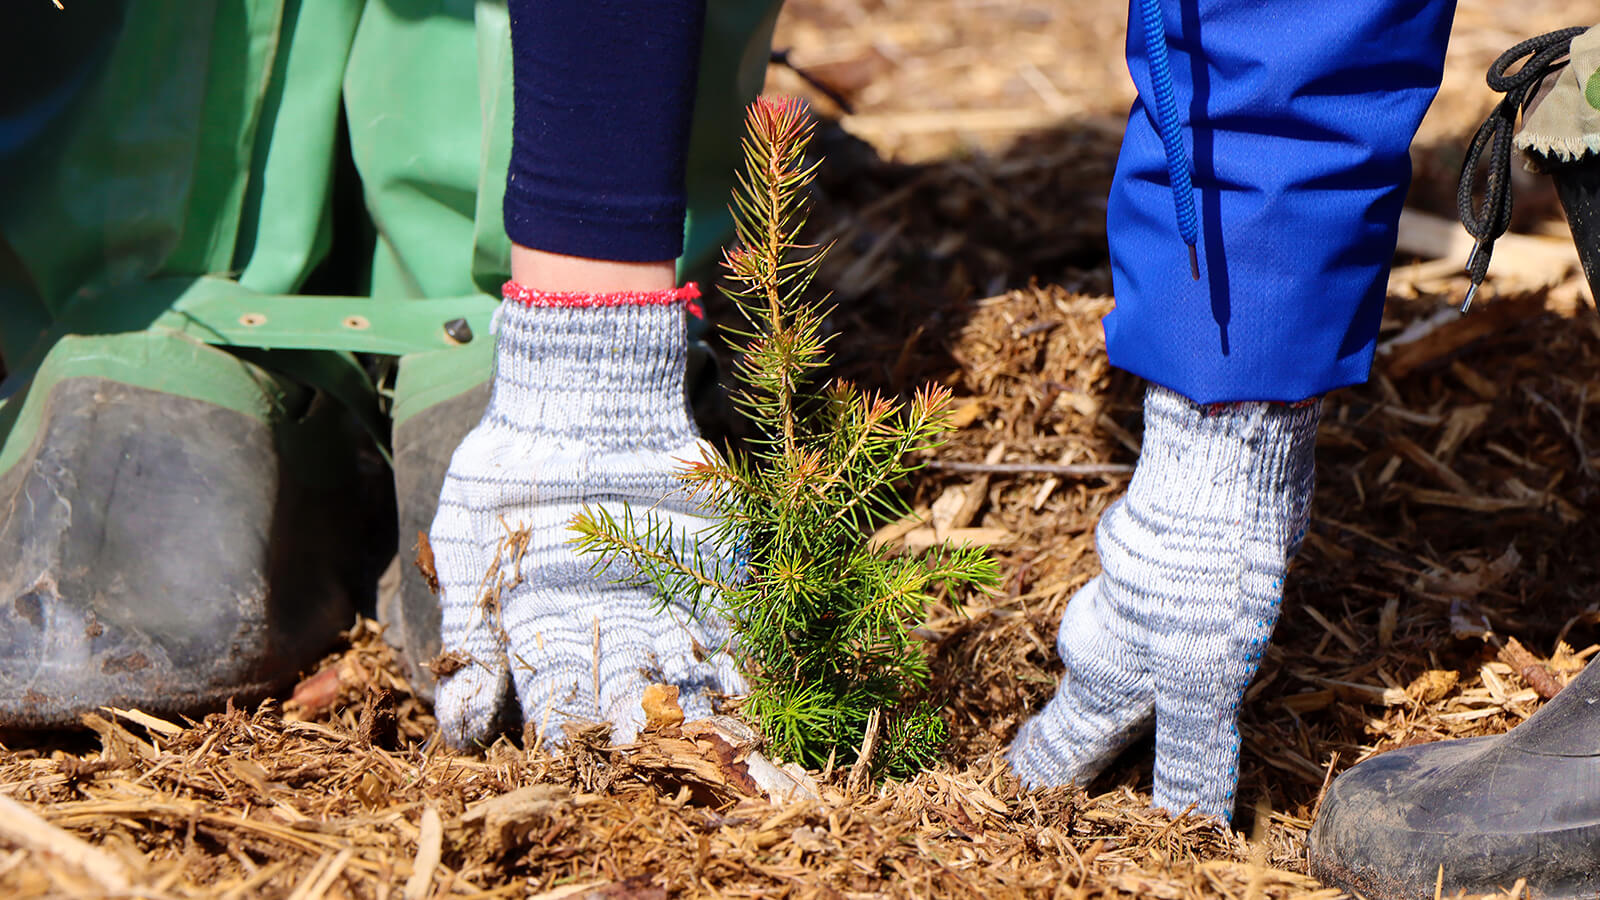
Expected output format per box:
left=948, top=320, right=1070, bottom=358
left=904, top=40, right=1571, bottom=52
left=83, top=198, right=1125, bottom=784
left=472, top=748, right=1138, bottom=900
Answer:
left=502, top=281, right=702, bottom=313
left=1203, top=396, right=1321, bottom=416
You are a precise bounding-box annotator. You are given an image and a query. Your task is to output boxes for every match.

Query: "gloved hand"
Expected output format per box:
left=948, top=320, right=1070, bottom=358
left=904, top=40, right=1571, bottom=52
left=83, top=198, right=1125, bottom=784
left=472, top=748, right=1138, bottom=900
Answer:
left=1008, top=384, right=1319, bottom=819
left=430, top=283, right=745, bottom=749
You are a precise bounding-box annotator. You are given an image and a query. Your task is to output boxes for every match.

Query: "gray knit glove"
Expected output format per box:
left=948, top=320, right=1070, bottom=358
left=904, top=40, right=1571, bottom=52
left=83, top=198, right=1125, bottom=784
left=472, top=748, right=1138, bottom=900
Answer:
left=430, top=284, right=745, bottom=749
left=1009, top=384, right=1319, bottom=819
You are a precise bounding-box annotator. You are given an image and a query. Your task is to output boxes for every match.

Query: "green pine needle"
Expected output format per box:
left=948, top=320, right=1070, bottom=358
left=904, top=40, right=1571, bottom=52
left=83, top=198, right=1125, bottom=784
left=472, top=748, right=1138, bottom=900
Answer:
left=571, top=95, right=999, bottom=781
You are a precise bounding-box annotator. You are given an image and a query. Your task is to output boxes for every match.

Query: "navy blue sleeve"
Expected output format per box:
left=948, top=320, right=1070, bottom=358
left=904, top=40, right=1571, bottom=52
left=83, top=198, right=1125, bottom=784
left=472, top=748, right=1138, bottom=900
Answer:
left=503, top=0, right=706, bottom=262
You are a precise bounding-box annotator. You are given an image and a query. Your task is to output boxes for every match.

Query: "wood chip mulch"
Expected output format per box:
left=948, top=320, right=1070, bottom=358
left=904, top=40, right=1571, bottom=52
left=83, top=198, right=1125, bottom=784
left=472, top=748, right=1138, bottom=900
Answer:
left=6, top=0, right=1600, bottom=897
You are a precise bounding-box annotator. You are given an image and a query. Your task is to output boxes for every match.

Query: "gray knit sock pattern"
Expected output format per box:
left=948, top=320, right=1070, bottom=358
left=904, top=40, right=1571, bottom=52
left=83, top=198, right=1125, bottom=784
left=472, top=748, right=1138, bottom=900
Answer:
left=430, top=296, right=745, bottom=749
left=1008, top=385, right=1319, bottom=820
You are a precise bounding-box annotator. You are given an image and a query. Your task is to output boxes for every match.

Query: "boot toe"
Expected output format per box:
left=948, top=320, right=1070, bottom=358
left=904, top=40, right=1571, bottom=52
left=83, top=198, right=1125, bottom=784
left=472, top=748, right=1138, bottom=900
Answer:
left=1310, top=735, right=1600, bottom=899
left=0, top=344, right=365, bottom=729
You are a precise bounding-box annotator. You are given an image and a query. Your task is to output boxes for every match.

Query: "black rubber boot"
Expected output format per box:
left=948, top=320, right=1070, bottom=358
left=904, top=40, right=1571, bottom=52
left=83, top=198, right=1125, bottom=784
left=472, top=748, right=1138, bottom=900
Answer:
left=0, top=334, right=371, bottom=729
left=385, top=379, right=490, bottom=703
left=1535, top=149, right=1600, bottom=303
left=1308, top=657, right=1600, bottom=898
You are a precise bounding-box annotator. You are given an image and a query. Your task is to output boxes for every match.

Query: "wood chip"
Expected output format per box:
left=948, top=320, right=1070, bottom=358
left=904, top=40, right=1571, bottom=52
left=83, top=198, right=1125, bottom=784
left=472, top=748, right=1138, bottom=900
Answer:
left=403, top=807, right=442, bottom=900
left=1498, top=637, right=1565, bottom=700
left=0, top=794, right=133, bottom=894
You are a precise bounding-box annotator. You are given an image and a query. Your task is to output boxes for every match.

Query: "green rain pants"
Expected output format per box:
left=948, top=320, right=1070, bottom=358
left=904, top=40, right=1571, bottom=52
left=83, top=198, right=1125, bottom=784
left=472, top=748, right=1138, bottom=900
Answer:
left=0, top=0, right=783, bottom=447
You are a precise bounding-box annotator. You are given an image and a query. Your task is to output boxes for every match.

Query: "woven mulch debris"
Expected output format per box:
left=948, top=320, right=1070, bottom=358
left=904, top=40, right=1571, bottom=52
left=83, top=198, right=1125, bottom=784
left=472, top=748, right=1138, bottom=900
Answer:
left=7, top=0, right=1600, bottom=897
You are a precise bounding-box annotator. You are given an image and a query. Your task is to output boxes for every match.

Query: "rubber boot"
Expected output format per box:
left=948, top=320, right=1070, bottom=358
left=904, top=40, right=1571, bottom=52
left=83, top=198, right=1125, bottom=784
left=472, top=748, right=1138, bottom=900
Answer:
left=1308, top=655, right=1600, bottom=898
left=1533, top=149, right=1600, bottom=303
left=383, top=345, right=492, bottom=703
left=0, top=332, right=370, bottom=729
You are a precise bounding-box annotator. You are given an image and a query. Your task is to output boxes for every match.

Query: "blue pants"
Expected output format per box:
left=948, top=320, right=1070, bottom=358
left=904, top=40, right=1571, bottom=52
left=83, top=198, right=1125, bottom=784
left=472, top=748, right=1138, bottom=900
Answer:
left=1105, top=0, right=1456, bottom=403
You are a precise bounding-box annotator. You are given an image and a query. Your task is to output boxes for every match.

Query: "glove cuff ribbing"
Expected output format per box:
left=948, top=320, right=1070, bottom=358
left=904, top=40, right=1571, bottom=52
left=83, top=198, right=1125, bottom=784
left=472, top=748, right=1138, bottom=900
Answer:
left=484, top=282, right=700, bottom=449
left=1134, top=386, right=1320, bottom=505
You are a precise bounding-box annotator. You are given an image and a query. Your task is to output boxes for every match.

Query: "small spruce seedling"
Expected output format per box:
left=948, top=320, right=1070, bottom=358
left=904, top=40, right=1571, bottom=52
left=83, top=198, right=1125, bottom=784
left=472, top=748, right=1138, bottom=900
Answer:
left=572, top=96, right=998, bottom=778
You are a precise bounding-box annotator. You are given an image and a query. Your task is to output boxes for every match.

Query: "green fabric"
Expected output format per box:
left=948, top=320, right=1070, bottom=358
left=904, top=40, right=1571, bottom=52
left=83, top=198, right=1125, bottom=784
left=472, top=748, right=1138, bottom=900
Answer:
left=683, top=0, right=787, bottom=280
left=1518, top=24, right=1600, bottom=163
left=0, top=0, right=782, bottom=435
left=342, top=0, right=785, bottom=299
left=145, top=276, right=498, bottom=357
left=1, top=4, right=246, bottom=364
left=235, top=0, right=366, bottom=294
left=0, top=0, right=371, bottom=377
left=345, top=0, right=488, bottom=301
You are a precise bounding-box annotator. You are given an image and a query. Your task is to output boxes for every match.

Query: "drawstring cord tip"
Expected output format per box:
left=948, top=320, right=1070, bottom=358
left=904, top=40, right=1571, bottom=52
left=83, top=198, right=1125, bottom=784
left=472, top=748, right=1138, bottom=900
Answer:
left=1460, top=240, right=1486, bottom=313
left=1186, top=244, right=1199, bottom=281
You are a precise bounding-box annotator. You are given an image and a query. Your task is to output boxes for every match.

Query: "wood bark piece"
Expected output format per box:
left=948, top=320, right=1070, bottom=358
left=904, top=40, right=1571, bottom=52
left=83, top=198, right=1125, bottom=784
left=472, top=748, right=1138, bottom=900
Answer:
left=902, top=525, right=1014, bottom=552
left=930, top=443, right=1004, bottom=537
left=846, top=709, right=882, bottom=793
left=288, top=657, right=365, bottom=720
left=402, top=806, right=442, bottom=900
left=414, top=531, right=439, bottom=594
left=460, top=786, right=576, bottom=856
left=1389, top=435, right=1472, bottom=493
left=868, top=507, right=930, bottom=549
left=102, top=707, right=184, bottom=737
left=626, top=717, right=818, bottom=805
left=286, top=847, right=353, bottom=900
left=641, top=684, right=685, bottom=731
left=1394, top=208, right=1579, bottom=287
left=1498, top=637, right=1565, bottom=700
left=1378, top=293, right=1541, bottom=379
left=0, top=794, right=135, bottom=895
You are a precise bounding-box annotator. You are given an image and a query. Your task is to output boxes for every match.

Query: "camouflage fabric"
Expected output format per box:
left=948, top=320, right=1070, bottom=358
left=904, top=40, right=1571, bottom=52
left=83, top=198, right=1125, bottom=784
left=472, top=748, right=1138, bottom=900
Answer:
left=1518, top=24, right=1600, bottom=162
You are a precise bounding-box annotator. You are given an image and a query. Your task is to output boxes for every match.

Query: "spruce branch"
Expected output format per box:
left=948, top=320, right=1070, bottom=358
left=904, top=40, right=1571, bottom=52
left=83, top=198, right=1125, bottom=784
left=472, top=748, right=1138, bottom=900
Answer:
left=573, top=94, right=999, bottom=780
left=569, top=504, right=738, bottom=607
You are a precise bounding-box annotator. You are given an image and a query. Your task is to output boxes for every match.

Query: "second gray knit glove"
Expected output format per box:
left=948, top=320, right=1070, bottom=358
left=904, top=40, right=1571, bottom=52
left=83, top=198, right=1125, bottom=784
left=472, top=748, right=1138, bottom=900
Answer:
left=1009, top=384, right=1319, bottom=819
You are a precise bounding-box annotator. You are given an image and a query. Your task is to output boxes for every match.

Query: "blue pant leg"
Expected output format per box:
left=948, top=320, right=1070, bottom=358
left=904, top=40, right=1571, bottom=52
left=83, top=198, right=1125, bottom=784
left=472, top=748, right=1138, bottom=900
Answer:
left=1104, top=0, right=1456, bottom=403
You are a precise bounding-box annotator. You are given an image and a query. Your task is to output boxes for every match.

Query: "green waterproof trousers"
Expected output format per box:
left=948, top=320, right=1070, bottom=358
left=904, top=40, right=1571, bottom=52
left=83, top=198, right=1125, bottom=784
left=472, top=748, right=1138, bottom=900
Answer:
left=0, top=0, right=781, bottom=430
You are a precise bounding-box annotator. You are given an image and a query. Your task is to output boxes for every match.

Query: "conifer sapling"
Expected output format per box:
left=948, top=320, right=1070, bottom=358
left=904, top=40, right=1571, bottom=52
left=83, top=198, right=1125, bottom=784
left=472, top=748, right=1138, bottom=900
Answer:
left=572, top=96, right=998, bottom=778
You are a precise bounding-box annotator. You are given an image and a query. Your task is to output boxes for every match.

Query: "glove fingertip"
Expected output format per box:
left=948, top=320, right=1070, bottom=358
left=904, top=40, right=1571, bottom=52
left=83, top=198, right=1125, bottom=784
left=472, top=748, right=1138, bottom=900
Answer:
left=434, top=663, right=514, bottom=749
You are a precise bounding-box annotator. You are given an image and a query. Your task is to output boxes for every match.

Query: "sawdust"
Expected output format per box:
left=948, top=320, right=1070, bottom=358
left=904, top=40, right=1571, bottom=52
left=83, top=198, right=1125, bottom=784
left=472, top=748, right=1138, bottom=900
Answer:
left=6, top=0, right=1600, bottom=897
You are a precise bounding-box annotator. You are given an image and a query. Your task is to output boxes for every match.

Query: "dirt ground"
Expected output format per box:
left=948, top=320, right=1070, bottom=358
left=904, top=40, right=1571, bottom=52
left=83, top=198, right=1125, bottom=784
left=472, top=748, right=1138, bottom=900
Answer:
left=6, top=1, right=1600, bottom=897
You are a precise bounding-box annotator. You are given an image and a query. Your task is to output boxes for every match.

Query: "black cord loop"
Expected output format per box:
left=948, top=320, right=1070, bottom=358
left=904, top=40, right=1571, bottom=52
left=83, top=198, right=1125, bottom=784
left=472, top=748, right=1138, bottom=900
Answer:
left=1457, top=26, right=1588, bottom=311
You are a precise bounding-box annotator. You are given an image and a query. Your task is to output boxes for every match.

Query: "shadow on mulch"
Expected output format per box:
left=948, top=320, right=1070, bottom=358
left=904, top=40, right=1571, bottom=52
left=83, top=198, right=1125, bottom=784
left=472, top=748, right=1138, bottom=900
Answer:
left=702, top=112, right=1127, bottom=447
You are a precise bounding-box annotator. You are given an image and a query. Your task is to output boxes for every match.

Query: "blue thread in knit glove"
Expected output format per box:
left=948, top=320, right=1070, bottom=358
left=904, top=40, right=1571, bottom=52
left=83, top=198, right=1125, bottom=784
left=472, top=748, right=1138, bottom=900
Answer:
left=1008, top=385, right=1319, bottom=819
